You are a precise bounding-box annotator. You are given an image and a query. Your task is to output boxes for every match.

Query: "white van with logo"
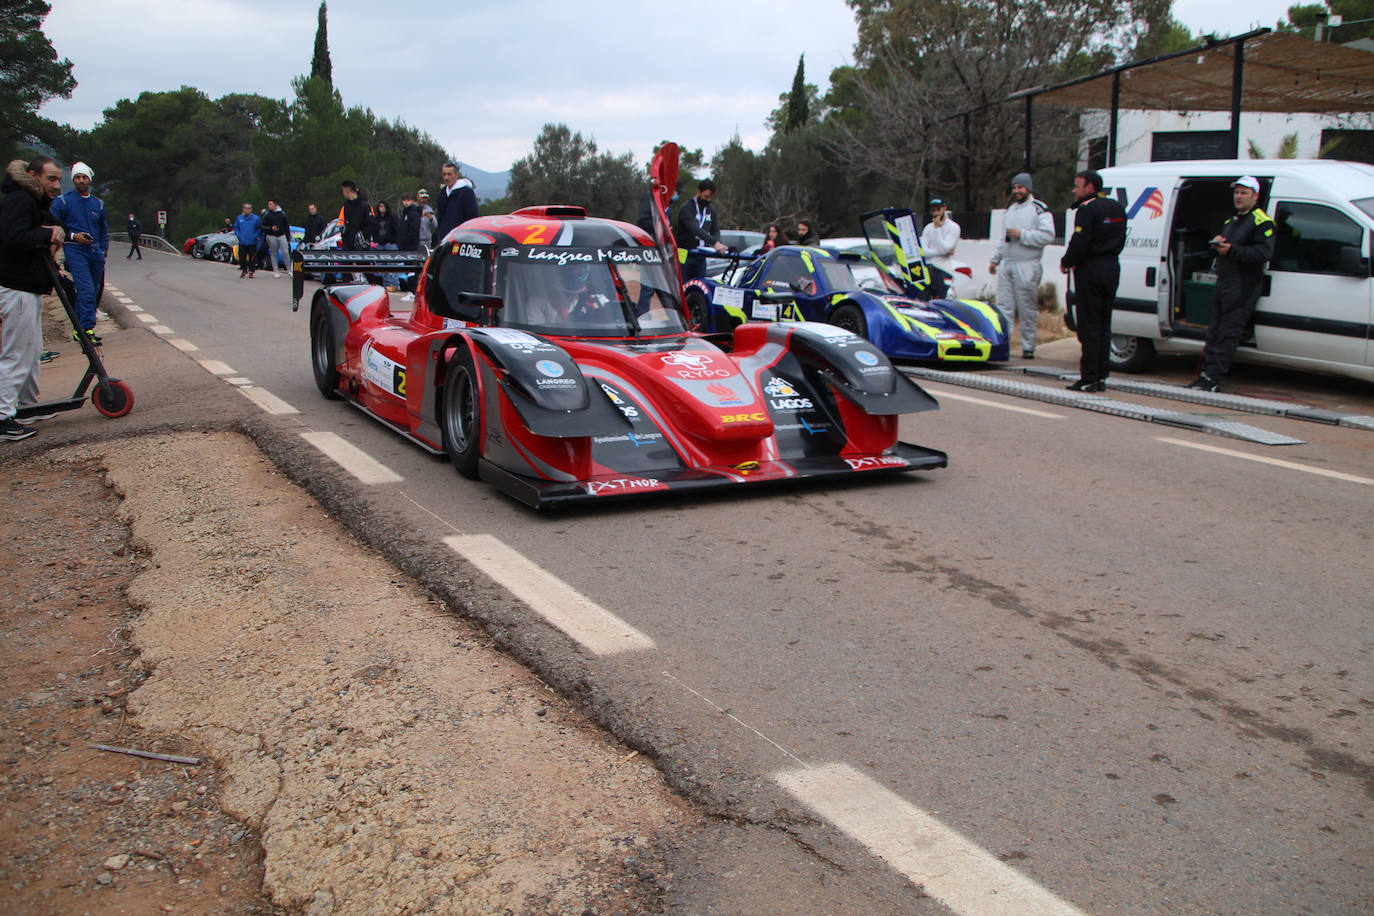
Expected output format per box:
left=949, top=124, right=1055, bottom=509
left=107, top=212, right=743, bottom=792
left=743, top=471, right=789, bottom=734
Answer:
left=1072, top=159, right=1374, bottom=383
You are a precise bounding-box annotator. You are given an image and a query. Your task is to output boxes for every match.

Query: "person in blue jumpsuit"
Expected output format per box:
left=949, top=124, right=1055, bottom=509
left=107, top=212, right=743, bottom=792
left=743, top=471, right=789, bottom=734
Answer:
left=48, top=161, right=108, bottom=344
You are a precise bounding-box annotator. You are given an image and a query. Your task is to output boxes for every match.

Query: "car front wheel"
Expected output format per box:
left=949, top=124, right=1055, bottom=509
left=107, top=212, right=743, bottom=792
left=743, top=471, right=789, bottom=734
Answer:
left=210, top=243, right=231, bottom=262
left=1109, top=335, right=1156, bottom=372
left=830, top=302, right=868, bottom=339
left=441, top=346, right=482, bottom=479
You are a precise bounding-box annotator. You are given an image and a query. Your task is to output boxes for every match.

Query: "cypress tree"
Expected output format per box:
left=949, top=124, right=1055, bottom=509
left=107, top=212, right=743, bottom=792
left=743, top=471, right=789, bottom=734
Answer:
left=310, top=2, right=332, bottom=86
left=785, top=54, right=808, bottom=133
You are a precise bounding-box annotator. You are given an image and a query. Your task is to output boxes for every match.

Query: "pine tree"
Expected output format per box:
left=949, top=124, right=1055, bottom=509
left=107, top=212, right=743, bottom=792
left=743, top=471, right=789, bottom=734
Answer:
left=785, top=55, right=809, bottom=133
left=311, top=1, right=332, bottom=86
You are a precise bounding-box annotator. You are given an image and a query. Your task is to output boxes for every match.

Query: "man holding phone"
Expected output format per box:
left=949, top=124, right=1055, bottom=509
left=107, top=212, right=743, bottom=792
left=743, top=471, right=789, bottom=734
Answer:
left=1187, top=176, right=1275, bottom=392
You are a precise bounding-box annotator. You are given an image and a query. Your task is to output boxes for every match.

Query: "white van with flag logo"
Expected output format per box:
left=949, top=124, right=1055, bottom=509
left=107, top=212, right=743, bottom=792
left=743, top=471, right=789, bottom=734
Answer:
left=1069, top=159, right=1374, bottom=383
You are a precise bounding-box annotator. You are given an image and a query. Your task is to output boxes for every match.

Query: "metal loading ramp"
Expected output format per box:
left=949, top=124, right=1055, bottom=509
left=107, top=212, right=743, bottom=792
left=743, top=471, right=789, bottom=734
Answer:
left=1018, top=368, right=1374, bottom=431
left=904, top=368, right=1307, bottom=446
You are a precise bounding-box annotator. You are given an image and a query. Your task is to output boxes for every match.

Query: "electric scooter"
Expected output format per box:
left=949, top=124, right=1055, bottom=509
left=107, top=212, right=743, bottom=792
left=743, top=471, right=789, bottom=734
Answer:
left=13, top=258, right=134, bottom=421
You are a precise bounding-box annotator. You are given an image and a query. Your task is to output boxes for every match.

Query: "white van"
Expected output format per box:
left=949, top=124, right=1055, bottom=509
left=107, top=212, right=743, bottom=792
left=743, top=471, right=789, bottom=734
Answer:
left=1072, top=159, right=1374, bottom=383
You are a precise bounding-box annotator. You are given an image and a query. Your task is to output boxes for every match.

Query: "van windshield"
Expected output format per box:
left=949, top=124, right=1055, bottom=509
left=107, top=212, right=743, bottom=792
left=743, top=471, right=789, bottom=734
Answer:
left=1354, top=197, right=1374, bottom=221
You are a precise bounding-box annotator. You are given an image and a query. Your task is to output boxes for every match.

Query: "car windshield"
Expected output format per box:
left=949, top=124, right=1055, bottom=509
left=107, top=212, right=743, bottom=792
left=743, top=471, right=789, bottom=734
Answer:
left=816, top=258, right=863, bottom=293
left=498, top=246, right=688, bottom=337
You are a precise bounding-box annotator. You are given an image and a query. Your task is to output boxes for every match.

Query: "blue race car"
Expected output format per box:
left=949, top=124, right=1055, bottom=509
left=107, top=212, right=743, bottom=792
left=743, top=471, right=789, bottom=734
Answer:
left=684, top=211, right=1009, bottom=362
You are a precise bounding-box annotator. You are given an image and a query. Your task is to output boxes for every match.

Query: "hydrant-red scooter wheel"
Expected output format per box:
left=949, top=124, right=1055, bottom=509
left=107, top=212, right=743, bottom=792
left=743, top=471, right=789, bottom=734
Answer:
left=92, top=379, right=134, bottom=418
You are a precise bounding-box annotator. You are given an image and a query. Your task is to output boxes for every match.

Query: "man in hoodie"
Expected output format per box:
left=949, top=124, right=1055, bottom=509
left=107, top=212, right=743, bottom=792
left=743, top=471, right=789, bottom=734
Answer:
left=49, top=161, right=108, bottom=344
left=126, top=214, right=143, bottom=259
left=233, top=202, right=261, bottom=277
left=434, top=162, right=478, bottom=243
left=338, top=180, right=376, bottom=251
left=262, top=199, right=291, bottom=276
left=302, top=203, right=326, bottom=245
left=988, top=172, right=1056, bottom=358
left=0, top=157, right=65, bottom=441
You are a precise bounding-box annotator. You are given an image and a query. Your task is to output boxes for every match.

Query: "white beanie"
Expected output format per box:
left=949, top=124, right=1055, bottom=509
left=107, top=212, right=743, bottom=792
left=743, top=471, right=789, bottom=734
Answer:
left=71, top=161, right=94, bottom=180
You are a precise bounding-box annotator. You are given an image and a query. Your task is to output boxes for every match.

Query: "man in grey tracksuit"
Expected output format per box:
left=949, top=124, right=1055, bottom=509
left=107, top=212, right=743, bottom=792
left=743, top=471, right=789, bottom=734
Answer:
left=989, top=172, right=1056, bottom=357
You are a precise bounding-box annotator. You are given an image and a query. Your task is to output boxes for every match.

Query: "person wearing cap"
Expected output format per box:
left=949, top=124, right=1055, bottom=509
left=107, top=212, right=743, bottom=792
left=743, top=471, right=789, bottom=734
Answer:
left=920, top=198, right=961, bottom=261
left=1188, top=176, right=1276, bottom=392
left=989, top=172, right=1055, bottom=358
left=1060, top=170, right=1128, bottom=392
left=49, top=161, right=108, bottom=344
left=416, top=189, right=436, bottom=251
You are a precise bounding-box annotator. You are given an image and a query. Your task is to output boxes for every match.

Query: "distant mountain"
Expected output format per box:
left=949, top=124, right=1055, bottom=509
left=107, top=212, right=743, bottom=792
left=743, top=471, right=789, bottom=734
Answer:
left=461, top=164, right=510, bottom=202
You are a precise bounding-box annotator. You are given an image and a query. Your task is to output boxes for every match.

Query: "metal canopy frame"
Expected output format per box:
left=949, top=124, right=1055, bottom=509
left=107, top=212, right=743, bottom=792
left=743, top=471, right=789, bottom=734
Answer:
left=947, top=28, right=1374, bottom=202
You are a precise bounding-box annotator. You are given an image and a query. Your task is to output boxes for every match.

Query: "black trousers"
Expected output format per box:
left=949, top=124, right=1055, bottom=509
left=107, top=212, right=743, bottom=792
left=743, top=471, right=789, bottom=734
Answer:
left=1073, top=259, right=1119, bottom=383
left=126, top=237, right=142, bottom=259
left=1201, top=272, right=1262, bottom=380
left=238, top=240, right=257, bottom=272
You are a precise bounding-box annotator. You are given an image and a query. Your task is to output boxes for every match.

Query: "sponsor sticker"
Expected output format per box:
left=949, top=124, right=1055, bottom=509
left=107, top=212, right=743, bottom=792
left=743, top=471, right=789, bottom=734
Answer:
left=706, top=381, right=745, bottom=407
left=894, top=214, right=921, bottom=261
left=845, top=455, right=909, bottom=471
left=536, top=359, right=565, bottom=378
left=586, top=477, right=663, bottom=496
left=661, top=351, right=731, bottom=379
left=721, top=412, right=767, bottom=424
left=752, top=300, right=778, bottom=321
left=770, top=397, right=814, bottom=411
left=361, top=342, right=405, bottom=397
left=854, top=350, right=880, bottom=366
left=712, top=286, right=745, bottom=309
left=764, top=377, right=798, bottom=397
left=484, top=328, right=554, bottom=350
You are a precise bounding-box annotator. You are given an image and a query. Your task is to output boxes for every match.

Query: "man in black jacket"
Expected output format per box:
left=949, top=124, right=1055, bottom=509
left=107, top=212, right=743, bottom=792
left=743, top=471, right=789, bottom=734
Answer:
left=675, top=179, right=728, bottom=282
left=339, top=181, right=375, bottom=251
left=0, top=156, right=64, bottom=441
left=434, top=161, right=478, bottom=243
left=302, top=203, right=326, bottom=245
left=262, top=199, right=290, bottom=276
left=1060, top=170, right=1128, bottom=392
left=1189, top=176, right=1276, bottom=392
left=126, top=214, right=143, bottom=259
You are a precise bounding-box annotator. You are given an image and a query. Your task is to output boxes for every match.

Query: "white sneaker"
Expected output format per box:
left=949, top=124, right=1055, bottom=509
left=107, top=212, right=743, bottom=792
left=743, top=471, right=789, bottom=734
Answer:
left=400, top=293, right=415, bottom=302
left=96, top=310, right=110, bottom=321
left=272, top=272, right=280, bottom=278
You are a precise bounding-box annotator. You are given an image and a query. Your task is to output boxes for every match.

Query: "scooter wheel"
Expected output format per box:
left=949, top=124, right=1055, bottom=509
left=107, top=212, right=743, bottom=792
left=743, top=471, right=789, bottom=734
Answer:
left=92, top=378, right=134, bottom=418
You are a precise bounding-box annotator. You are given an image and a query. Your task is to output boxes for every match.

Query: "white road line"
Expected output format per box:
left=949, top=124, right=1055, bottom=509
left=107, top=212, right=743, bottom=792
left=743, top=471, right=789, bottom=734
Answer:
left=775, top=763, right=1088, bottom=916
left=136, top=314, right=158, bottom=324
left=168, top=339, right=199, bottom=352
left=444, top=534, right=655, bottom=655
left=929, top=388, right=1065, bottom=419
left=225, top=377, right=253, bottom=387
left=237, top=386, right=297, bottom=415
left=124, top=304, right=143, bottom=312
left=196, top=359, right=235, bottom=375
left=299, top=431, right=403, bottom=484
left=1157, top=436, right=1374, bottom=486
left=115, top=296, right=134, bottom=303
left=151, top=325, right=174, bottom=336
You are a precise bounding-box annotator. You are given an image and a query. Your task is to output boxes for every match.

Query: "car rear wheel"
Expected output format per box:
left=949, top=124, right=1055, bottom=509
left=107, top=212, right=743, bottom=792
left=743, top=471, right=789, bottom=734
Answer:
left=441, top=346, right=481, bottom=479
left=685, top=288, right=711, bottom=332
left=1109, top=335, right=1155, bottom=372
left=310, top=297, right=342, bottom=399
left=830, top=302, right=868, bottom=339
left=210, top=243, right=231, bottom=262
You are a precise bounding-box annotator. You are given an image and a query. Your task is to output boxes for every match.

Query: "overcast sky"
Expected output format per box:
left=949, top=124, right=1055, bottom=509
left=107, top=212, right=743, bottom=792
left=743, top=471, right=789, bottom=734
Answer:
left=39, top=0, right=1303, bottom=175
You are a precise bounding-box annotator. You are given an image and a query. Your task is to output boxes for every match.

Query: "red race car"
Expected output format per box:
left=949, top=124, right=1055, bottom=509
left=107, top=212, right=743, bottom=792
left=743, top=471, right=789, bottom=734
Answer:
left=291, top=147, right=946, bottom=508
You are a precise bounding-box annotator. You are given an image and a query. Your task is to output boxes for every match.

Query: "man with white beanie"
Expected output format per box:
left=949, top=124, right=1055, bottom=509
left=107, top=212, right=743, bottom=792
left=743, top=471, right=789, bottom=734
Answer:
left=988, top=172, right=1056, bottom=358
left=49, top=161, right=108, bottom=345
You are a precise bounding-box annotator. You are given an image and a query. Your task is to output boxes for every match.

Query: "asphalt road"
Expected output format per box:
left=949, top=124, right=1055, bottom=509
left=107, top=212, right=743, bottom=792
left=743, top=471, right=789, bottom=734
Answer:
left=47, top=251, right=1374, bottom=914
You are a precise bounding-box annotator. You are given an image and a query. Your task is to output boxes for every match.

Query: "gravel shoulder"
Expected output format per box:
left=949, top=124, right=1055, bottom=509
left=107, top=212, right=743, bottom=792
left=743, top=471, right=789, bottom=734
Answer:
left=2, top=431, right=700, bottom=913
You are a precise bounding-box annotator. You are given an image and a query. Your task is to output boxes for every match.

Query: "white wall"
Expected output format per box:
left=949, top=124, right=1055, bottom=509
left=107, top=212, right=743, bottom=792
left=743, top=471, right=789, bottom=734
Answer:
left=1078, top=109, right=1371, bottom=166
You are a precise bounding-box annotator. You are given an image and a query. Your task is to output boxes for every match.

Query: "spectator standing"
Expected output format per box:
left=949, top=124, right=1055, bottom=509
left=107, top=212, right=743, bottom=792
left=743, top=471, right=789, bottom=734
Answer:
left=1188, top=177, right=1276, bottom=392
left=989, top=172, right=1055, bottom=358
left=125, top=213, right=143, bottom=259
left=920, top=198, right=960, bottom=262
left=760, top=224, right=782, bottom=253
left=417, top=190, right=437, bottom=250
left=262, top=199, right=290, bottom=276
left=0, top=157, right=64, bottom=441
left=303, top=203, right=326, bottom=245
left=675, top=179, right=727, bottom=282
left=794, top=220, right=818, bottom=246
left=49, top=161, right=108, bottom=344
left=396, top=193, right=422, bottom=299
left=373, top=200, right=401, bottom=289
left=1060, top=170, right=1128, bottom=392
left=434, top=162, right=478, bottom=243
left=233, top=202, right=261, bottom=277
left=338, top=180, right=375, bottom=251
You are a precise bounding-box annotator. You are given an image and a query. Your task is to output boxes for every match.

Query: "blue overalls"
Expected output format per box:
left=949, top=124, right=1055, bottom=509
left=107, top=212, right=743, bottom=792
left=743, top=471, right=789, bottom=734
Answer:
left=50, top=190, right=108, bottom=331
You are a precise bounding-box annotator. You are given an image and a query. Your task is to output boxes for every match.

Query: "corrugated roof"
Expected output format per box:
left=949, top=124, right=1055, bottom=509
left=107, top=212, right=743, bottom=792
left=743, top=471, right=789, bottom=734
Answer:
left=1034, top=31, right=1374, bottom=113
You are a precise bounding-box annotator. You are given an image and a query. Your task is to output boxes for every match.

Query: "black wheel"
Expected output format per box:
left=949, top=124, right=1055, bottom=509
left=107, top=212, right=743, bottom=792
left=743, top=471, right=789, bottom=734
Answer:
left=210, top=242, right=231, bottom=263
left=1109, top=335, right=1155, bottom=372
left=830, top=302, right=868, bottom=339
left=685, top=288, right=711, bottom=332
left=440, top=346, right=481, bottom=479
left=92, top=378, right=134, bottom=418
left=310, top=297, right=342, bottom=399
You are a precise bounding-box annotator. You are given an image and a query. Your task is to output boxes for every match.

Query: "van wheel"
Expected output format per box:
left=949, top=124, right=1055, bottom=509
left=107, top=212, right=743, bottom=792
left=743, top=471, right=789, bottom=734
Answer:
left=1109, top=335, right=1155, bottom=372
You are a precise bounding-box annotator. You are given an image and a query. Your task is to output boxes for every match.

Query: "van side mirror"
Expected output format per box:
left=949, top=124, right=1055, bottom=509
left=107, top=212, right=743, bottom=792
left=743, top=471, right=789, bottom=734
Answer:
left=1337, top=245, right=1371, bottom=278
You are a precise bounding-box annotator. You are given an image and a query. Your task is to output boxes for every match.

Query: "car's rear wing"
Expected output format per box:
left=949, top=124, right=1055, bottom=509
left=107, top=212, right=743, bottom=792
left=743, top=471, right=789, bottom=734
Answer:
left=290, top=249, right=427, bottom=311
